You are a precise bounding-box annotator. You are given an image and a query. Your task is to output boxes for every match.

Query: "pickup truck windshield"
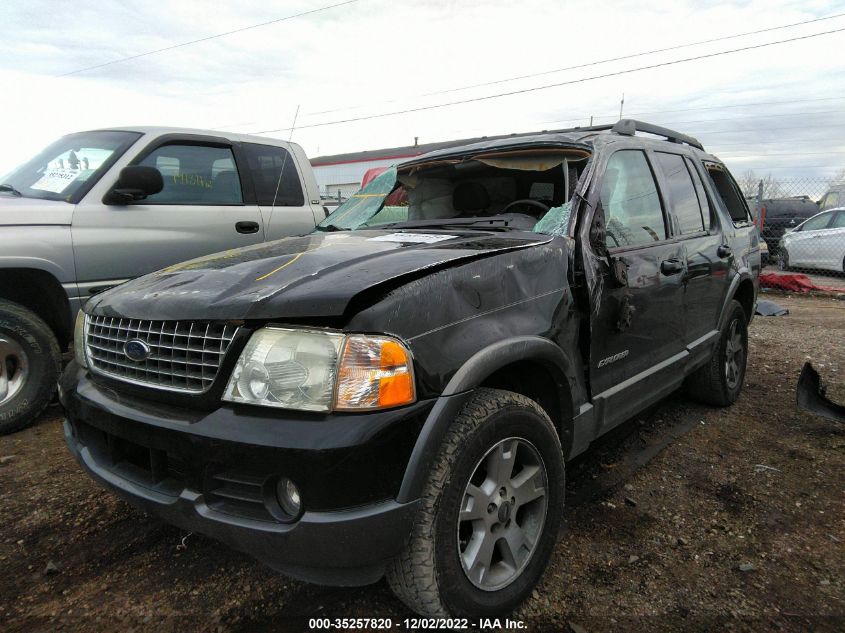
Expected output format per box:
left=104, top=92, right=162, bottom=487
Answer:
left=317, top=150, right=589, bottom=235
left=0, top=130, right=142, bottom=203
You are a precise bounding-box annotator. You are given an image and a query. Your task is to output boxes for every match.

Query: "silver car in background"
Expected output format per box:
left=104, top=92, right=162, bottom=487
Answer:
left=778, top=207, right=845, bottom=273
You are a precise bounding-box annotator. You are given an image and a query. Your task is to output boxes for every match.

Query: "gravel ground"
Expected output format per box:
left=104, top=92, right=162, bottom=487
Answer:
left=0, top=293, right=843, bottom=633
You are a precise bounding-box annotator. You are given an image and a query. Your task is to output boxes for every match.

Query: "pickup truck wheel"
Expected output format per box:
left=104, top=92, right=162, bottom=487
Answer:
left=387, top=388, right=564, bottom=617
left=685, top=300, right=748, bottom=407
left=0, top=299, right=61, bottom=435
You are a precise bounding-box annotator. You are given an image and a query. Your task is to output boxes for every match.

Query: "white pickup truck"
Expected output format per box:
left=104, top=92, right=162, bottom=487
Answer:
left=0, top=126, right=326, bottom=433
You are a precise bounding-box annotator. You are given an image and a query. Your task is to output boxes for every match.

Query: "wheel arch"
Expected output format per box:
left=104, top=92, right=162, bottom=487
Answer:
left=718, top=272, right=756, bottom=330
left=0, top=268, right=72, bottom=349
left=397, top=337, right=582, bottom=503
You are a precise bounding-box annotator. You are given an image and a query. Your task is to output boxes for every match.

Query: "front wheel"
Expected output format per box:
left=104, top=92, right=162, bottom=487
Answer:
left=777, top=249, right=791, bottom=271
left=0, top=299, right=61, bottom=434
left=387, top=389, right=565, bottom=617
left=685, top=300, right=748, bottom=407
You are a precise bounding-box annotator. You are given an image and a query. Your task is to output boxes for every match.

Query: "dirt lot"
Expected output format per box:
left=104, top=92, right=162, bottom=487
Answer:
left=1, top=293, right=843, bottom=633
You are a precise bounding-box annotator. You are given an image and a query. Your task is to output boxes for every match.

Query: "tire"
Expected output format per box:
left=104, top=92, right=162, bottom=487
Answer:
left=685, top=300, right=748, bottom=407
left=0, top=299, right=61, bottom=435
left=777, top=249, right=790, bottom=271
left=387, top=388, right=565, bottom=617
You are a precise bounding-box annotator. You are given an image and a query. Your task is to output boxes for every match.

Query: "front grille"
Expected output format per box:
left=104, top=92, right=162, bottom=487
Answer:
left=86, top=316, right=238, bottom=393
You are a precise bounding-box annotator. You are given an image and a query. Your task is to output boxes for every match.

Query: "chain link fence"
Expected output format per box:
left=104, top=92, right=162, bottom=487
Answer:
left=738, top=174, right=845, bottom=280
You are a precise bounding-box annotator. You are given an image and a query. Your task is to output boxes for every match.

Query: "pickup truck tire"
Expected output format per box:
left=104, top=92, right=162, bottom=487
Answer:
left=0, top=299, right=61, bottom=435
left=685, top=300, right=748, bottom=407
left=387, top=388, right=564, bottom=617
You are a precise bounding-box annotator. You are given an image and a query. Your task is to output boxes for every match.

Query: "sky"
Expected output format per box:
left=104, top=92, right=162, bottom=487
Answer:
left=1, top=0, right=845, bottom=184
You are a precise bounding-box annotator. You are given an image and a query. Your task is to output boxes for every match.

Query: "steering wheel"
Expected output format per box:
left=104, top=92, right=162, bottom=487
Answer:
left=502, top=198, right=550, bottom=219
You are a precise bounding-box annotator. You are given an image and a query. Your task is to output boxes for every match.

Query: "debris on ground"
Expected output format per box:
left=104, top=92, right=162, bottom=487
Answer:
left=797, top=361, right=845, bottom=422
left=755, top=299, right=789, bottom=316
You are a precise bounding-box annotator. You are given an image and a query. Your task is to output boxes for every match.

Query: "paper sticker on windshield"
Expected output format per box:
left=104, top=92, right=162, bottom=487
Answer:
left=31, top=168, right=81, bottom=193
left=369, top=233, right=458, bottom=244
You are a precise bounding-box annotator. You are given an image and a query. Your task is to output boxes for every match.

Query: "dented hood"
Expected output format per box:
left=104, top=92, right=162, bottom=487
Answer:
left=86, top=229, right=551, bottom=321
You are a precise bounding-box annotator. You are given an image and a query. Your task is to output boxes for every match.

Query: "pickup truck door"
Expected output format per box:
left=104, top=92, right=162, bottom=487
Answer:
left=582, top=148, right=688, bottom=432
left=72, top=137, right=266, bottom=298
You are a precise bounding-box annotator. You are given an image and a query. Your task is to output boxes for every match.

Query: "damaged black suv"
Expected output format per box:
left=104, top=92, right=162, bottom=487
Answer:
left=60, top=119, right=760, bottom=617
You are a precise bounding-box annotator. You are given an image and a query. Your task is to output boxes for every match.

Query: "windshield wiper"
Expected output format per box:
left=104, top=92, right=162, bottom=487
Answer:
left=364, top=216, right=518, bottom=231
left=0, top=184, right=22, bottom=196
left=314, top=224, right=350, bottom=232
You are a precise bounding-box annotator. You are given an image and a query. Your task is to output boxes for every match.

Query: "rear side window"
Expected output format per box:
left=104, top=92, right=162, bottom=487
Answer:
left=243, top=143, right=304, bottom=207
left=704, top=163, right=749, bottom=224
left=654, top=152, right=705, bottom=235
left=139, top=144, right=243, bottom=205
left=832, top=212, right=845, bottom=228
left=600, top=150, right=666, bottom=248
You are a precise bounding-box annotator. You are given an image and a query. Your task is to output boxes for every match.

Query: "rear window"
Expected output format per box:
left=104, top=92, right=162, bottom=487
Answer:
left=243, top=143, right=304, bottom=207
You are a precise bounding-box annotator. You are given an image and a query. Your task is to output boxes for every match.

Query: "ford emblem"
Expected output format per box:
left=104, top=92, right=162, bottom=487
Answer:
left=124, top=339, right=151, bottom=362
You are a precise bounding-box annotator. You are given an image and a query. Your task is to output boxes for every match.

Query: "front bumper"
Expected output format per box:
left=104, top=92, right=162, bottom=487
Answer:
left=60, top=363, right=429, bottom=585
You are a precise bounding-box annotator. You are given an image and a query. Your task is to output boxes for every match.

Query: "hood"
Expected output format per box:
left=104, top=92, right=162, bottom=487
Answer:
left=87, top=229, right=552, bottom=321
left=0, top=196, right=74, bottom=226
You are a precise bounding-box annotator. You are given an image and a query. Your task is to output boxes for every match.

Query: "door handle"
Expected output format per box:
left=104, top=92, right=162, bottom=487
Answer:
left=236, top=221, right=260, bottom=234
left=717, top=245, right=732, bottom=258
left=660, top=259, right=683, bottom=275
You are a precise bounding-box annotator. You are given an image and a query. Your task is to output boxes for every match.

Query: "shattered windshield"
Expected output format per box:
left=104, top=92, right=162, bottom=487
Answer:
left=0, top=130, right=141, bottom=203
left=316, top=149, right=589, bottom=235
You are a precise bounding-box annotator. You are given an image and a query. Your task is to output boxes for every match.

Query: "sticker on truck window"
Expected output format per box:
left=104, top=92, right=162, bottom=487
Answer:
left=30, top=168, right=82, bottom=193
left=369, top=233, right=458, bottom=244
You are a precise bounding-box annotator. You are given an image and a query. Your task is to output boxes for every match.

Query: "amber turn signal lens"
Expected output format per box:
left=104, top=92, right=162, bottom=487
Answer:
left=334, top=335, right=415, bottom=411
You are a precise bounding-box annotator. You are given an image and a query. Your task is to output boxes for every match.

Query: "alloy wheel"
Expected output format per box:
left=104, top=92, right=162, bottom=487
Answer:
left=0, top=336, right=29, bottom=406
left=457, top=437, right=548, bottom=591
left=724, top=319, right=744, bottom=390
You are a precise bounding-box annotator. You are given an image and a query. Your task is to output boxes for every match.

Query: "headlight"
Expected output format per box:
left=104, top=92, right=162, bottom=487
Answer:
left=222, top=328, right=415, bottom=412
left=73, top=311, right=88, bottom=369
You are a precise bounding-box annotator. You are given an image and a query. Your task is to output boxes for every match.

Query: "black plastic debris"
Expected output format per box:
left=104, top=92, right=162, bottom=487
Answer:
left=755, top=299, right=788, bottom=316
left=797, top=362, right=845, bottom=422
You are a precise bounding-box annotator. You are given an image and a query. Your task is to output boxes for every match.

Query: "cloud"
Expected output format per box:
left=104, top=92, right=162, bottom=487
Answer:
left=0, top=0, right=843, bottom=177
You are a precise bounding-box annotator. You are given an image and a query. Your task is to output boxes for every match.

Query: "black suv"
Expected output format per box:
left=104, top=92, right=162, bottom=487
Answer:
left=60, top=120, right=760, bottom=618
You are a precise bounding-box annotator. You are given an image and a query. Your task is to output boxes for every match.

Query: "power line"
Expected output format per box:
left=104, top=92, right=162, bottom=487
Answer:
left=305, top=11, right=845, bottom=117
left=253, top=26, right=845, bottom=134
left=57, top=0, right=359, bottom=77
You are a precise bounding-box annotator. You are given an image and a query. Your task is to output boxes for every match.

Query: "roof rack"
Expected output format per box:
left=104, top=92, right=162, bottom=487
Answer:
left=569, top=119, right=704, bottom=151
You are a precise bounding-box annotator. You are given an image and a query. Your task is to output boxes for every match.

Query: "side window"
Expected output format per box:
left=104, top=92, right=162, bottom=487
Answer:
left=704, top=164, right=749, bottom=224
left=820, top=191, right=840, bottom=210
left=800, top=213, right=833, bottom=232
left=685, top=157, right=712, bottom=231
left=831, top=212, right=845, bottom=229
left=139, top=144, right=243, bottom=204
left=654, top=152, right=705, bottom=235
left=243, top=143, right=304, bottom=207
left=600, top=150, right=666, bottom=248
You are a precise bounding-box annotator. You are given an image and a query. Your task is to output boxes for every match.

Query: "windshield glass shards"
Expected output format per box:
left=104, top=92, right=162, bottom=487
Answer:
left=0, top=130, right=141, bottom=203
left=316, top=148, right=590, bottom=236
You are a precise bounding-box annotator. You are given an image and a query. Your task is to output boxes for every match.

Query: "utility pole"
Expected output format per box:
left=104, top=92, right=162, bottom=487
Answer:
left=589, top=115, right=593, bottom=126
left=619, top=93, right=625, bottom=120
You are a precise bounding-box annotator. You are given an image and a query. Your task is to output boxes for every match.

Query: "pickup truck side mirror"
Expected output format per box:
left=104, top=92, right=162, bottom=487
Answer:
left=104, top=165, right=163, bottom=205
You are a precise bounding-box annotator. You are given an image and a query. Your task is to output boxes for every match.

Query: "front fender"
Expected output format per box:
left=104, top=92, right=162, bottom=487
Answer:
left=396, top=336, right=582, bottom=503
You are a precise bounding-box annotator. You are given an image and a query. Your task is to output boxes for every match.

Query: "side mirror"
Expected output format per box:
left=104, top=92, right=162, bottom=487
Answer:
left=104, top=165, right=163, bottom=205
